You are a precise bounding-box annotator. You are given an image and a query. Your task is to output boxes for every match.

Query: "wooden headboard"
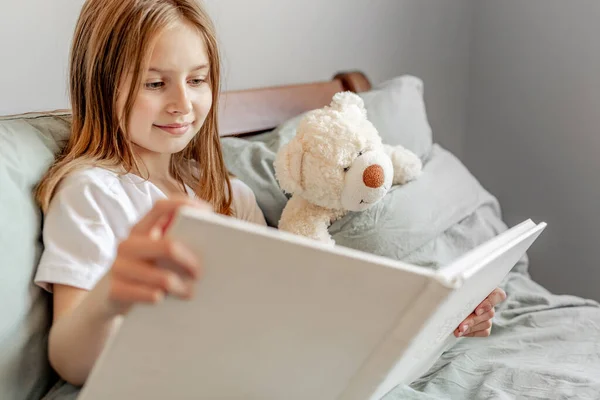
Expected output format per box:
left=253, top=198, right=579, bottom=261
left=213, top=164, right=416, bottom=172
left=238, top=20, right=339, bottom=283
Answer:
left=217, top=71, right=372, bottom=137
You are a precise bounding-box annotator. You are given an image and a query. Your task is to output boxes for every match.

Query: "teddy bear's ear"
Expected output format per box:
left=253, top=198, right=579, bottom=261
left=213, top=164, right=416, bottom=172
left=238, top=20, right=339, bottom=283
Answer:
left=274, top=139, right=305, bottom=195
left=330, top=91, right=367, bottom=117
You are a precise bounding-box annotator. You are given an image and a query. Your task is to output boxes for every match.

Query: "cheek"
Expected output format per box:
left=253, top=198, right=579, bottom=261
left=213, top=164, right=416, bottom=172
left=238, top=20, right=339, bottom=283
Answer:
left=129, top=96, right=160, bottom=127
left=192, top=87, right=213, bottom=118
left=123, top=100, right=156, bottom=145
left=136, top=94, right=162, bottom=117
left=309, top=159, right=345, bottom=204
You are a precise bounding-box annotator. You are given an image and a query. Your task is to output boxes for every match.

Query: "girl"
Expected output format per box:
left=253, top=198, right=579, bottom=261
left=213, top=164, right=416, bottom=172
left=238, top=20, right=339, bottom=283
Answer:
left=33, top=0, right=505, bottom=387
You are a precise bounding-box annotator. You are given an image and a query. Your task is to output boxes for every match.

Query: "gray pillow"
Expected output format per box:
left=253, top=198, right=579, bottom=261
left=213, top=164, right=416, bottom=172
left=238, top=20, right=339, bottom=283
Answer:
left=360, top=74, right=432, bottom=161
left=0, top=112, right=71, bottom=400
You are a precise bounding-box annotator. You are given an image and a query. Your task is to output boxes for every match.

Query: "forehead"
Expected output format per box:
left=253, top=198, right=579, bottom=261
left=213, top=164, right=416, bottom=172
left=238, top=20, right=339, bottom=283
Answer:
left=148, top=20, right=208, bottom=71
left=307, top=122, right=378, bottom=163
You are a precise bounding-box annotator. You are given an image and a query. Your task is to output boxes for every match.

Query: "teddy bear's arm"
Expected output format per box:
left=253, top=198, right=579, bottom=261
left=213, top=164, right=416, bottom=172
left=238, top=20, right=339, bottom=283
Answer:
left=383, top=144, right=423, bottom=185
left=278, top=196, right=340, bottom=245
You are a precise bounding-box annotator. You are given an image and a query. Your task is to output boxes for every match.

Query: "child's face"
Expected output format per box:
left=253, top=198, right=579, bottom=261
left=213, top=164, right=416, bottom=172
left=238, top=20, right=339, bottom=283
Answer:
left=119, top=20, right=212, bottom=156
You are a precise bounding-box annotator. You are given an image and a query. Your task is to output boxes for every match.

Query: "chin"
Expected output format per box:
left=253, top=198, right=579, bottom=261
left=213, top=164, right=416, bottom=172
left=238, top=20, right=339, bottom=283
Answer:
left=165, top=141, right=193, bottom=154
left=155, top=135, right=196, bottom=154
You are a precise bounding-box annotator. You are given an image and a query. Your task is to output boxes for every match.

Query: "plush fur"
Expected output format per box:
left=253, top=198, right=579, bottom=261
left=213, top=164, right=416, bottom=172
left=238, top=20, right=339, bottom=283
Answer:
left=274, top=91, right=423, bottom=245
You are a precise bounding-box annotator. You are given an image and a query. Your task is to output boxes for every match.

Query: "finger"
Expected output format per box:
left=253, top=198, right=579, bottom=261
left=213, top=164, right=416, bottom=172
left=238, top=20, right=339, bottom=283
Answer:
left=467, top=319, right=493, bottom=334
left=118, top=237, right=202, bottom=279
left=110, top=278, right=165, bottom=306
left=130, top=197, right=211, bottom=237
left=473, top=308, right=495, bottom=326
left=112, top=257, right=193, bottom=298
left=474, top=288, right=507, bottom=316
left=488, top=288, right=507, bottom=307
left=463, top=327, right=492, bottom=338
left=454, top=308, right=495, bottom=337
left=454, top=315, right=474, bottom=337
left=474, top=299, right=493, bottom=317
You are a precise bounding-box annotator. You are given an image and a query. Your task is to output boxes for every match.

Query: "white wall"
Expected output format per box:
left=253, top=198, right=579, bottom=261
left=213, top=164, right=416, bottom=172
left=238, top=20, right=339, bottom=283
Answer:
left=466, top=1, right=600, bottom=301
left=0, top=0, right=472, bottom=159
left=0, top=0, right=84, bottom=115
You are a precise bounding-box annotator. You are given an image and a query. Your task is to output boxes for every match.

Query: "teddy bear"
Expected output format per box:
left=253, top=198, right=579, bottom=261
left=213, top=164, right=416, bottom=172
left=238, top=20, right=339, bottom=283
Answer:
left=273, top=91, right=423, bottom=245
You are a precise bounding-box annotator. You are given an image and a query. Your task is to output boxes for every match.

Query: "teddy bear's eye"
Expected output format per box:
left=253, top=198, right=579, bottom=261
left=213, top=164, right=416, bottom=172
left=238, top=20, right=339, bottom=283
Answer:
left=343, top=166, right=350, bottom=172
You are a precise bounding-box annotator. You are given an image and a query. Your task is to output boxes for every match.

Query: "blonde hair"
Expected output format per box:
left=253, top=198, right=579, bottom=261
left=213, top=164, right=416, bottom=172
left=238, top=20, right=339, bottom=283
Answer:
left=36, top=0, right=233, bottom=215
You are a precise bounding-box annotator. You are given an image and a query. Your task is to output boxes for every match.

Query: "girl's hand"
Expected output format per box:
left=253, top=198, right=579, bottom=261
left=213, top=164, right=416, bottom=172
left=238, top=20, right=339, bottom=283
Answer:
left=454, top=287, right=507, bottom=338
left=104, top=197, right=210, bottom=316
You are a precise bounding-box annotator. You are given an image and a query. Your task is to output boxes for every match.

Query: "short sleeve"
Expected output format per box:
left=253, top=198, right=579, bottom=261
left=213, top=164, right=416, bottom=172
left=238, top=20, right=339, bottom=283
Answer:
left=34, top=174, right=130, bottom=292
left=230, top=179, right=267, bottom=227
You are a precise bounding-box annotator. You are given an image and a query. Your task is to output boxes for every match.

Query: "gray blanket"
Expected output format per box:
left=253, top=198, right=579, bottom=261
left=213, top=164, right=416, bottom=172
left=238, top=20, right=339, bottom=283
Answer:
left=384, top=271, right=600, bottom=399
left=362, top=147, right=600, bottom=399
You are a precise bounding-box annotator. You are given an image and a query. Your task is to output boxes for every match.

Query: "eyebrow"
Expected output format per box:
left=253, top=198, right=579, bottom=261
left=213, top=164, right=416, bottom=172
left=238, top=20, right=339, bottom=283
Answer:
left=148, top=64, right=209, bottom=74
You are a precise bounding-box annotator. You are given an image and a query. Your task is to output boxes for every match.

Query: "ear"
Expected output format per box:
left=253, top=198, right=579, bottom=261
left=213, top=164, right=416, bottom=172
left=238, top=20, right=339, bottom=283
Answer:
left=330, top=91, right=367, bottom=118
left=274, top=138, right=305, bottom=195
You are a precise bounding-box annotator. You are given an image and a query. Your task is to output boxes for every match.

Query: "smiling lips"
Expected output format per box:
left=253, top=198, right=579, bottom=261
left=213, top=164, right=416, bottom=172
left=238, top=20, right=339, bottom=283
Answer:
left=154, top=122, right=193, bottom=136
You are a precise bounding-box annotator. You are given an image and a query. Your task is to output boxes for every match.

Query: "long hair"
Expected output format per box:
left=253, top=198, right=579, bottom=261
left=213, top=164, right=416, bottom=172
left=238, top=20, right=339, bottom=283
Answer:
left=36, top=0, right=233, bottom=215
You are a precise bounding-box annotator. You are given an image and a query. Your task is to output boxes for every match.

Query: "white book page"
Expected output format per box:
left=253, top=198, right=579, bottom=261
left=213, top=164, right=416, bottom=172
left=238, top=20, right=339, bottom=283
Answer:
left=436, top=219, right=539, bottom=283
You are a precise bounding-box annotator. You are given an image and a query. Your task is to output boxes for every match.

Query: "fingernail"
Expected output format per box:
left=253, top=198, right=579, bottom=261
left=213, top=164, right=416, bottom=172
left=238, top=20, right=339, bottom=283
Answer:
left=184, top=283, right=195, bottom=299
left=461, top=324, right=469, bottom=333
left=476, top=308, right=484, bottom=316
left=170, top=276, right=189, bottom=297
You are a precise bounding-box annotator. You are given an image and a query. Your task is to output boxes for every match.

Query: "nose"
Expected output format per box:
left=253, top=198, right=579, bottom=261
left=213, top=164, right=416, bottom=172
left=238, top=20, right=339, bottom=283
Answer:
left=168, top=84, right=192, bottom=114
left=363, top=164, right=385, bottom=188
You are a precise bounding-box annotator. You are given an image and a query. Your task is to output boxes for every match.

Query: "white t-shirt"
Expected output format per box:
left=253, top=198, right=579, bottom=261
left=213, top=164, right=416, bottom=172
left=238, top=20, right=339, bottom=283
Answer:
left=34, top=167, right=266, bottom=292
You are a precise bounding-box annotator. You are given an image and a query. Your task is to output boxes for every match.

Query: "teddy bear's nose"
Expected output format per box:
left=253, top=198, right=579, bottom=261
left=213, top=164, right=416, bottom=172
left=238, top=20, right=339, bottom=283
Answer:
left=363, top=164, right=385, bottom=188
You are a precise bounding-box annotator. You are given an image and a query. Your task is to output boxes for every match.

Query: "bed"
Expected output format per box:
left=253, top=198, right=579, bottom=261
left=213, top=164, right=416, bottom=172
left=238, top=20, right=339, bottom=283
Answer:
left=217, top=71, right=600, bottom=399
left=1, top=71, right=600, bottom=400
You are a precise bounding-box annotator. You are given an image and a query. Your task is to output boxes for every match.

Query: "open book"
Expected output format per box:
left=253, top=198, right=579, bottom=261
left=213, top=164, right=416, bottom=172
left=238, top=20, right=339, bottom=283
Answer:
left=78, top=207, right=546, bottom=400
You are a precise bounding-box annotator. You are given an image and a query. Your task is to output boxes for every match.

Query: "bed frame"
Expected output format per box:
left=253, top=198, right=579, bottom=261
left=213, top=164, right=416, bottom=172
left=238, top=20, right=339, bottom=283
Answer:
left=218, top=71, right=372, bottom=137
